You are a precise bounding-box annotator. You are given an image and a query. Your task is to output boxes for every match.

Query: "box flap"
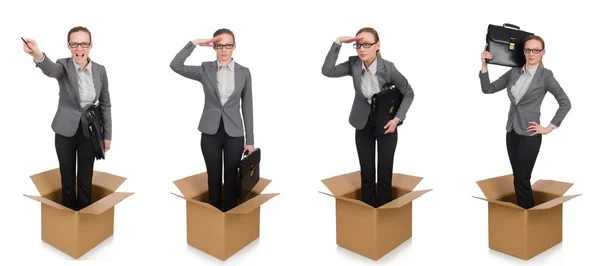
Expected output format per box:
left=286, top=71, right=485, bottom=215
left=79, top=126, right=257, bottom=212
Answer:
left=318, top=191, right=373, bottom=209
left=529, top=194, right=581, bottom=211
left=321, top=171, right=361, bottom=196
left=226, top=193, right=279, bottom=214
left=92, top=171, right=127, bottom=192
left=170, top=192, right=222, bottom=214
left=472, top=196, right=524, bottom=210
left=531, top=179, right=573, bottom=196
left=251, top=178, right=272, bottom=195
left=172, top=172, right=209, bottom=198
left=391, top=173, right=423, bottom=191
left=79, top=192, right=134, bottom=215
left=378, top=189, right=432, bottom=209
left=476, top=174, right=514, bottom=200
left=30, top=168, right=62, bottom=196
left=24, top=194, right=72, bottom=212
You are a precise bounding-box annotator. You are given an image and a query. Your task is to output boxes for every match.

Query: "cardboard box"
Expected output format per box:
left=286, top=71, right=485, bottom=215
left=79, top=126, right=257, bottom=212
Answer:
left=24, top=168, right=134, bottom=259
left=473, top=174, right=580, bottom=260
left=172, top=172, right=278, bottom=261
left=319, top=171, right=431, bottom=260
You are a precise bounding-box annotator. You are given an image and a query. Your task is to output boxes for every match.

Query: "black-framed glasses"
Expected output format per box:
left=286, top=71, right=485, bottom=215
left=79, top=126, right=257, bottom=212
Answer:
left=68, top=42, right=91, bottom=48
left=524, top=48, right=543, bottom=54
left=214, top=43, right=234, bottom=49
left=353, top=42, right=377, bottom=49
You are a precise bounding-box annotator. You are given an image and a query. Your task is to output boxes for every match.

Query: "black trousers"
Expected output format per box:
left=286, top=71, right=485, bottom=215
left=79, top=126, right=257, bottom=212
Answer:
left=201, top=119, right=245, bottom=212
left=55, top=122, right=96, bottom=211
left=355, top=115, right=398, bottom=208
left=506, top=130, right=542, bottom=209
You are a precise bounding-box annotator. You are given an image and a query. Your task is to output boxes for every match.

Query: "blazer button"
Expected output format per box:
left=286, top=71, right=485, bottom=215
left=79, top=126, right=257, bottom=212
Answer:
left=221, top=106, right=224, bottom=110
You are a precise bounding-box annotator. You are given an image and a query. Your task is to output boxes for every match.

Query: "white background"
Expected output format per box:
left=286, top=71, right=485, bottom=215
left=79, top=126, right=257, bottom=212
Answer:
left=0, top=0, right=597, bottom=265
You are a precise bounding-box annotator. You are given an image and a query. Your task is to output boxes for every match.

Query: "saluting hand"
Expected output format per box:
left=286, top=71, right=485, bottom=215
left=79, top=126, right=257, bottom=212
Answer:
left=192, top=36, right=223, bottom=47
left=336, top=36, right=363, bottom=44
left=22, top=38, right=43, bottom=61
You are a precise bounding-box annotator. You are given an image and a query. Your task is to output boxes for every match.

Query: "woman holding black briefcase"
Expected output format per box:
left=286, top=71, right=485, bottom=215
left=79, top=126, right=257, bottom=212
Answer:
left=479, top=35, right=571, bottom=209
left=321, top=27, right=415, bottom=208
left=170, top=28, right=255, bottom=212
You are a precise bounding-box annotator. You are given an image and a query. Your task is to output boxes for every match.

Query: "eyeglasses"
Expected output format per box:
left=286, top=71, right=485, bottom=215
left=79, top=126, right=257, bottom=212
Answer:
left=353, top=42, right=377, bottom=49
left=214, top=43, right=234, bottom=49
left=68, top=42, right=91, bottom=48
left=524, top=48, right=543, bottom=54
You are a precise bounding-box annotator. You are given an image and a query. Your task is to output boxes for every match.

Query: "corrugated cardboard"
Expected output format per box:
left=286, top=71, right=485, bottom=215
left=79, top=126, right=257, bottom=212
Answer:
left=319, top=171, right=431, bottom=260
left=172, top=172, right=278, bottom=261
left=473, top=174, right=581, bottom=260
left=24, top=168, right=134, bottom=259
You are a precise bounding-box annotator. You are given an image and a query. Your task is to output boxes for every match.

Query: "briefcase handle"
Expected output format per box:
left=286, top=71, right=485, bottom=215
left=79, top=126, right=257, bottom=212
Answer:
left=503, top=23, right=520, bottom=30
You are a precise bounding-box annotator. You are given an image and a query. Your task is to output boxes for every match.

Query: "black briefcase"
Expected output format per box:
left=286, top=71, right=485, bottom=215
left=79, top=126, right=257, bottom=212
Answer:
left=486, top=23, right=534, bottom=67
left=82, top=104, right=105, bottom=160
left=370, top=83, right=403, bottom=136
left=236, top=148, right=261, bottom=200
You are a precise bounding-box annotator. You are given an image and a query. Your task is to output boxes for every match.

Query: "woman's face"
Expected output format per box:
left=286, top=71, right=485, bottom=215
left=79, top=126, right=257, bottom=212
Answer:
left=213, top=33, right=235, bottom=62
left=354, top=32, right=379, bottom=62
left=524, top=39, right=545, bottom=66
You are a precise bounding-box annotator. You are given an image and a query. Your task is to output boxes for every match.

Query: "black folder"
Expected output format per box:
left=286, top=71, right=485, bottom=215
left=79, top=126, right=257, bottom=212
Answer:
left=236, top=148, right=261, bottom=199
left=82, top=104, right=105, bottom=160
left=370, top=83, right=403, bottom=136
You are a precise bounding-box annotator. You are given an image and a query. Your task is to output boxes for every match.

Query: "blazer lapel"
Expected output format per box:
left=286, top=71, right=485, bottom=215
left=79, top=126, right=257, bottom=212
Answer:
left=91, top=60, right=102, bottom=102
left=518, top=67, right=543, bottom=104
left=66, top=58, right=81, bottom=105
left=207, top=61, right=221, bottom=101
left=375, top=57, right=387, bottom=88
left=506, top=69, right=519, bottom=104
left=352, top=58, right=363, bottom=96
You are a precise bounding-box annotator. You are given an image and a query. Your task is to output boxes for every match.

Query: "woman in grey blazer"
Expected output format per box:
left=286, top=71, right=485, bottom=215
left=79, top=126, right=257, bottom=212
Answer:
left=480, top=35, right=571, bottom=209
left=322, top=27, right=415, bottom=208
left=170, top=28, right=254, bottom=212
left=22, top=26, right=112, bottom=211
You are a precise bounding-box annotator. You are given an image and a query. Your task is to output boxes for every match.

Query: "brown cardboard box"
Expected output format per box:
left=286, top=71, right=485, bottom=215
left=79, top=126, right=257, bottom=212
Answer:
left=172, top=172, right=278, bottom=261
left=319, top=171, right=431, bottom=260
left=474, top=174, right=580, bottom=260
left=24, top=168, right=134, bottom=259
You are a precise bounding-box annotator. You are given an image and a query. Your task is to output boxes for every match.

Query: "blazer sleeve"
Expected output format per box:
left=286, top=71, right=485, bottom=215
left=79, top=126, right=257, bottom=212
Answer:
left=34, top=54, right=65, bottom=79
left=99, top=65, right=113, bottom=140
left=321, top=41, right=351, bottom=78
left=479, top=68, right=513, bottom=94
left=170, top=41, right=204, bottom=82
left=241, top=69, right=254, bottom=145
left=545, top=71, right=571, bottom=127
left=390, top=62, right=414, bottom=121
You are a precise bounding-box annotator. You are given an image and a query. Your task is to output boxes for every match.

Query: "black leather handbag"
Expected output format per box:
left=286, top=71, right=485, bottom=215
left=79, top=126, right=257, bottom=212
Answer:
left=236, top=148, right=261, bottom=199
left=486, top=23, right=534, bottom=67
left=82, top=104, right=105, bottom=160
left=370, top=83, right=403, bottom=136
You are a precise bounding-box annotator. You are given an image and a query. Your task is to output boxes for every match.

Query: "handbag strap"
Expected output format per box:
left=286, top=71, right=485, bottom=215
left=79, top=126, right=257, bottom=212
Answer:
left=503, top=23, right=520, bottom=30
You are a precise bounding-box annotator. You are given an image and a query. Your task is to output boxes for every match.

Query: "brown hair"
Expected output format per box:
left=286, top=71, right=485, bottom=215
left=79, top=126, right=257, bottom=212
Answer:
left=213, top=28, right=235, bottom=43
left=67, top=26, right=92, bottom=43
left=356, top=27, right=381, bottom=58
left=524, top=35, right=545, bottom=67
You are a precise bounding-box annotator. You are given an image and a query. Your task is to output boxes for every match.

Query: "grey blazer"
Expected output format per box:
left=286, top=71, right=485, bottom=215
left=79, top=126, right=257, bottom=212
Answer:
left=321, top=42, right=415, bottom=130
left=479, top=67, right=571, bottom=136
left=35, top=55, right=112, bottom=140
left=170, top=41, right=254, bottom=145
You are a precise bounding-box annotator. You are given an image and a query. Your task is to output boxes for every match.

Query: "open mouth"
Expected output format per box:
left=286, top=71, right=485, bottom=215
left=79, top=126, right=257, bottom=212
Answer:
left=75, top=53, right=85, bottom=59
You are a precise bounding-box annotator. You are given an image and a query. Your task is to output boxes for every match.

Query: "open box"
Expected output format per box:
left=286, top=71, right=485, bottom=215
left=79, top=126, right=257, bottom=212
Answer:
left=24, top=168, right=134, bottom=259
left=473, top=174, right=581, bottom=260
left=172, top=172, right=278, bottom=261
left=319, top=171, right=431, bottom=260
